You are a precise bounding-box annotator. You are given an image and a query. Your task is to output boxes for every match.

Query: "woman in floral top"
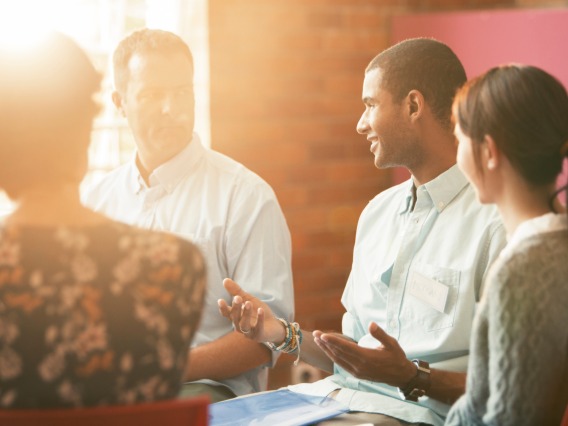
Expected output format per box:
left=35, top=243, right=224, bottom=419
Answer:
left=0, top=32, right=206, bottom=408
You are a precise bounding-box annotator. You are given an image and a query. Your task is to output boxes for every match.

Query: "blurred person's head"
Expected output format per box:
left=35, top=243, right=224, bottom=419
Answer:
left=453, top=64, right=568, bottom=208
left=111, top=29, right=195, bottom=175
left=0, top=31, right=101, bottom=200
left=357, top=38, right=467, bottom=177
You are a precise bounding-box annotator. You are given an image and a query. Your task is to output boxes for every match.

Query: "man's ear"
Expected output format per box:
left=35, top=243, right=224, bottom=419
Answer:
left=112, top=91, right=125, bottom=117
left=406, top=90, right=424, bottom=122
left=483, top=135, right=500, bottom=171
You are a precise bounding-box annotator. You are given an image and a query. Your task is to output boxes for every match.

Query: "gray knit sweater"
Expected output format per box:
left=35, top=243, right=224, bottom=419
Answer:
left=445, top=222, right=568, bottom=426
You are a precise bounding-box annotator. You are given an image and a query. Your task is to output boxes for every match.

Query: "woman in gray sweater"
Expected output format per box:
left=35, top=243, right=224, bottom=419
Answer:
left=446, top=65, right=568, bottom=425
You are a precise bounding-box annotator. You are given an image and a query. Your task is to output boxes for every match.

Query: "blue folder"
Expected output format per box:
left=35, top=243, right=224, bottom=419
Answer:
left=209, top=389, right=349, bottom=426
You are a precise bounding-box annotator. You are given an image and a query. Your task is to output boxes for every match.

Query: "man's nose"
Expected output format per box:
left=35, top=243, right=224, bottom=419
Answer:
left=161, top=94, right=177, bottom=115
left=356, top=113, right=368, bottom=134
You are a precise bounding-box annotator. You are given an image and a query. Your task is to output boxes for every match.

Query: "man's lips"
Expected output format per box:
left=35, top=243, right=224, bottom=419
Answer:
left=369, top=139, right=379, bottom=154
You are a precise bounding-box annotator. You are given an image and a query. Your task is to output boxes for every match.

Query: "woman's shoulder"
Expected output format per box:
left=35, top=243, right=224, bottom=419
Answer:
left=487, top=230, right=568, bottom=305
left=500, top=229, right=568, bottom=271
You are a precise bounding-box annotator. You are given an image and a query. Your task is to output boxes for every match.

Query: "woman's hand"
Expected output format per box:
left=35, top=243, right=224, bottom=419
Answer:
left=218, top=278, right=286, bottom=344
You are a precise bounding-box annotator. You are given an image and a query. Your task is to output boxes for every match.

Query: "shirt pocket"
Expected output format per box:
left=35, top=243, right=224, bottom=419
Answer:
left=405, top=263, right=461, bottom=332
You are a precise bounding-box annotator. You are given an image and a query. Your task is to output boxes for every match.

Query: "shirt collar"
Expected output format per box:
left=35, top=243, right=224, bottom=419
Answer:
left=398, top=164, right=468, bottom=214
left=398, top=180, right=414, bottom=215
left=125, top=155, right=142, bottom=194
left=126, top=133, right=204, bottom=194
left=424, top=165, right=468, bottom=213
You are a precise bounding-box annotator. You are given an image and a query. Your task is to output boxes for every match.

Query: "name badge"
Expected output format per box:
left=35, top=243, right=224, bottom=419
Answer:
left=408, top=271, right=449, bottom=313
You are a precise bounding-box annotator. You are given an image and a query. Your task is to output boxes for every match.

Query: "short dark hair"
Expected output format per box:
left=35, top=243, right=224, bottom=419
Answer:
left=453, top=64, right=568, bottom=187
left=367, top=38, right=466, bottom=130
left=113, top=28, right=194, bottom=94
left=0, top=31, right=101, bottom=199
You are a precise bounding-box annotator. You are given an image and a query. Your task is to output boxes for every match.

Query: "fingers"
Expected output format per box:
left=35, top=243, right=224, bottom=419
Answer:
left=313, top=334, right=361, bottom=377
left=228, top=295, right=244, bottom=328
left=256, top=307, right=265, bottom=334
left=312, top=330, right=358, bottom=365
left=316, top=333, right=362, bottom=365
left=233, top=304, right=266, bottom=342
left=219, top=292, right=248, bottom=333
left=368, top=322, right=396, bottom=348
left=220, top=279, right=283, bottom=343
left=240, top=306, right=264, bottom=340
left=237, top=301, right=255, bottom=333
left=313, top=331, right=337, bottom=361
left=313, top=332, right=377, bottom=381
left=219, top=279, right=268, bottom=341
left=223, top=278, right=246, bottom=298
left=217, top=299, right=231, bottom=318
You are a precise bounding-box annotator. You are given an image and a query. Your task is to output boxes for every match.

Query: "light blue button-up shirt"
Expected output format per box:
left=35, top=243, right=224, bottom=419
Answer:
left=290, top=165, right=505, bottom=426
left=83, top=134, right=294, bottom=397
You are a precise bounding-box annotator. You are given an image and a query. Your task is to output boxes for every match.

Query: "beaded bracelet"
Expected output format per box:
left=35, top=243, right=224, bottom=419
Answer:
left=265, top=318, right=303, bottom=365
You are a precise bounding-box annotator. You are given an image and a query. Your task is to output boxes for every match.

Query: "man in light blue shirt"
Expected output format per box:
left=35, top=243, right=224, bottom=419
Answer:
left=83, top=29, right=294, bottom=403
left=219, top=38, right=506, bottom=425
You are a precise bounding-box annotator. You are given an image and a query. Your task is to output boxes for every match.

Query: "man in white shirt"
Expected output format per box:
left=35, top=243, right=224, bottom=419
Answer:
left=219, top=38, right=506, bottom=425
left=82, top=28, right=294, bottom=402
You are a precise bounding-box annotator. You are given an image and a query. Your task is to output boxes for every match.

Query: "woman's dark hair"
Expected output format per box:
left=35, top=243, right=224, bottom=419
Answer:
left=453, top=64, right=568, bottom=209
left=0, top=32, right=101, bottom=199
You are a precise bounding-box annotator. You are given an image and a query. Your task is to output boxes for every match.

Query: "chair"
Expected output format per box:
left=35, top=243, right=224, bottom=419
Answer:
left=0, top=396, right=209, bottom=426
left=561, top=403, right=568, bottom=426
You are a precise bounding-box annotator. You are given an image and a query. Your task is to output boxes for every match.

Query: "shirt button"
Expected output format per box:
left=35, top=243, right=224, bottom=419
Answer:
left=414, top=218, right=419, bottom=224
left=389, top=319, right=397, bottom=329
left=438, top=201, right=445, bottom=209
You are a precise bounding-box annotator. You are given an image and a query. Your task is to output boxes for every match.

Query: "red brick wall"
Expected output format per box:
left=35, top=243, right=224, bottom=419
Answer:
left=208, top=0, right=568, bottom=388
left=209, top=0, right=393, bottom=334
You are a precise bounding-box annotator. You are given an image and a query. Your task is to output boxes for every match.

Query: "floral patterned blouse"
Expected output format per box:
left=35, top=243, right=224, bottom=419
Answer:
left=0, top=221, right=205, bottom=408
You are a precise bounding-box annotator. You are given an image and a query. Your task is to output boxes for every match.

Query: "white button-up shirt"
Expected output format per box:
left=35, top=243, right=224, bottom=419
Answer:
left=290, top=165, right=506, bottom=426
left=82, top=134, right=294, bottom=396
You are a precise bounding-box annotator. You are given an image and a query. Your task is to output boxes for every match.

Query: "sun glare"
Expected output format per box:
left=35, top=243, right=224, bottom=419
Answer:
left=0, top=0, right=95, bottom=50
left=0, top=1, right=49, bottom=49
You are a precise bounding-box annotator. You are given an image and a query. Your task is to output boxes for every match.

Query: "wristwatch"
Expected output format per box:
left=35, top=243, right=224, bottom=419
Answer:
left=398, top=359, right=431, bottom=402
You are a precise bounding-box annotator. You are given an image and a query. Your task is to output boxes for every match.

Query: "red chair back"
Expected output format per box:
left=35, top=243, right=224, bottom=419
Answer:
left=0, top=396, right=209, bottom=426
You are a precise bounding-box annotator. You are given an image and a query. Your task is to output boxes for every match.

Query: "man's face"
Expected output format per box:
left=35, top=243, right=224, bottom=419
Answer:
left=356, top=68, right=418, bottom=170
left=116, top=51, right=195, bottom=169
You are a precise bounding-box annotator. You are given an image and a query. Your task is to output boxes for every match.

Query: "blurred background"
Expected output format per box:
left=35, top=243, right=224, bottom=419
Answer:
left=1, top=0, right=566, bottom=389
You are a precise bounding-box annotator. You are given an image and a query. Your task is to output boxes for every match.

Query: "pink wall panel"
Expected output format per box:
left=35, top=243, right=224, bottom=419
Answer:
left=393, top=9, right=568, bottom=84
left=390, top=8, right=568, bottom=197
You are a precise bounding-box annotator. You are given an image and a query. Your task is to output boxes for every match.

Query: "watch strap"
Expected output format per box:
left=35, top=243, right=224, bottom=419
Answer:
left=398, top=359, right=431, bottom=402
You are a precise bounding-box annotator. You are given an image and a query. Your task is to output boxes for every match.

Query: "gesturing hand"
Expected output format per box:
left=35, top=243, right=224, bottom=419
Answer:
left=217, top=278, right=286, bottom=344
left=313, top=321, right=416, bottom=388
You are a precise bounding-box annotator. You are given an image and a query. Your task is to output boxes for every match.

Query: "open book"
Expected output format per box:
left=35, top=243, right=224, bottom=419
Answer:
left=209, top=389, right=349, bottom=426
